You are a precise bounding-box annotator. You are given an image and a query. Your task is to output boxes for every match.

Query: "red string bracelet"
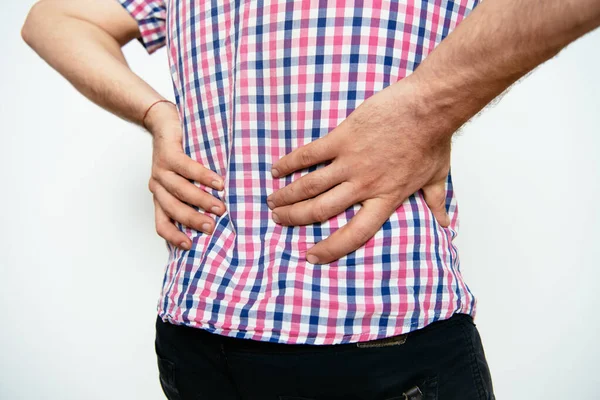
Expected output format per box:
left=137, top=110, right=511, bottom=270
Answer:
left=142, top=99, right=175, bottom=130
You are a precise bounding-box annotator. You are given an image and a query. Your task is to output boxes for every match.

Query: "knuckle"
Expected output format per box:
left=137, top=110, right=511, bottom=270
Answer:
left=276, top=188, right=293, bottom=206
left=151, top=166, right=166, bottom=184
left=150, top=165, right=160, bottom=179
left=361, top=177, right=377, bottom=192
left=285, top=213, right=298, bottom=225
left=171, top=185, right=185, bottom=201
left=156, top=153, right=170, bottom=167
left=319, top=138, right=332, bottom=154
left=313, top=204, right=330, bottom=223
left=318, top=246, right=337, bottom=263
left=155, top=224, right=167, bottom=238
left=182, top=215, right=197, bottom=229
left=336, top=162, right=351, bottom=178
left=201, top=168, right=214, bottom=182
left=160, top=204, right=175, bottom=220
left=172, top=157, right=187, bottom=175
left=426, top=189, right=446, bottom=209
left=299, top=150, right=313, bottom=165
left=276, top=209, right=293, bottom=225
left=148, top=178, right=156, bottom=193
left=354, top=228, right=371, bottom=243
left=360, top=171, right=382, bottom=192
left=300, top=178, right=318, bottom=196
left=198, top=192, right=216, bottom=209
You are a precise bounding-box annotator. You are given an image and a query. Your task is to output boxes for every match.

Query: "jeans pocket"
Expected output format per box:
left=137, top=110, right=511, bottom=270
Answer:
left=157, top=355, right=181, bottom=400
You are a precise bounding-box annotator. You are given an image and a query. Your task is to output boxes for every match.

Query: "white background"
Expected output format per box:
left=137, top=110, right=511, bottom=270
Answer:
left=1, top=1, right=599, bottom=399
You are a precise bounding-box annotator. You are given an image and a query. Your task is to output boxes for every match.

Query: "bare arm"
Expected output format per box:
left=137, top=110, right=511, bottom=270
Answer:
left=408, top=0, right=600, bottom=139
left=21, top=0, right=169, bottom=128
left=268, top=0, right=600, bottom=264
left=21, top=0, right=226, bottom=249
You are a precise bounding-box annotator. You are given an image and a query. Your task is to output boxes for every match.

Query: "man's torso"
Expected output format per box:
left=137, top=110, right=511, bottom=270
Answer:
left=129, top=0, right=479, bottom=344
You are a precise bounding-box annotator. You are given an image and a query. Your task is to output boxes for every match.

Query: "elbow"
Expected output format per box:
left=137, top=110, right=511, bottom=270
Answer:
left=21, top=1, right=53, bottom=47
left=21, top=3, right=41, bottom=46
left=20, top=11, right=34, bottom=45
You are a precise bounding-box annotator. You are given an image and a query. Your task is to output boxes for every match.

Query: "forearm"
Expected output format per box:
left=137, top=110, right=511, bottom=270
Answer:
left=404, top=0, right=600, bottom=136
left=21, top=0, right=166, bottom=129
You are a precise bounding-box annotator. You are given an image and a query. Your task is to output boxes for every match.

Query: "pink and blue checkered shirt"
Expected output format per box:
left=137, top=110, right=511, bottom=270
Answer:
left=120, top=0, right=479, bottom=344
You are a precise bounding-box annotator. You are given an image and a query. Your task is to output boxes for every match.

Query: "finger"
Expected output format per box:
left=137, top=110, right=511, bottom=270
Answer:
left=153, top=182, right=216, bottom=235
left=153, top=196, right=191, bottom=250
left=156, top=172, right=226, bottom=216
left=272, top=182, right=361, bottom=226
left=169, top=152, right=225, bottom=191
left=271, top=135, right=338, bottom=178
left=267, top=163, right=346, bottom=209
left=422, top=178, right=450, bottom=227
left=305, top=197, right=396, bottom=265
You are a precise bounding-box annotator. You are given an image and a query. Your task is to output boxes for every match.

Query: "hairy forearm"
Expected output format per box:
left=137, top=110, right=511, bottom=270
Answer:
left=405, top=0, right=600, bottom=136
left=21, top=1, right=165, bottom=129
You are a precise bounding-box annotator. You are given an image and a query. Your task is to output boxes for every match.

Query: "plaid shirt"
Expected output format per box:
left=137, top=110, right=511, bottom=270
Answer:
left=119, top=0, right=479, bottom=344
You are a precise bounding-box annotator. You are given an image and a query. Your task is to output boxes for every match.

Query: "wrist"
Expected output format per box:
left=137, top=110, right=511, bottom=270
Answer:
left=399, top=62, right=500, bottom=141
left=143, top=100, right=178, bottom=134
left=391, top=71, right=468, bottom=144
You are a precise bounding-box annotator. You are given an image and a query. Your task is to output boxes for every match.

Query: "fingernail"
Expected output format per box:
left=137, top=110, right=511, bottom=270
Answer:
left=267, top=200, right=275, bottom=209
left=271, top=168, right=279, bottom=178
left=201, top=223, right=211, bottom=233
left=210, top=206, right=220, bottom=214
left=212, top=180, right=223, bottom=189
left=306, top=254, right=320, bottom=264
left=180, top=242, right=190, bottom=250
left=272, top=213, right=280, bottom=223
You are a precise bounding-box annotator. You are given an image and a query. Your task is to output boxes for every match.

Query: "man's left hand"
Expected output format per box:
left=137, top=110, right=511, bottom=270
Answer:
left=267, top=77, right=456, bottom=265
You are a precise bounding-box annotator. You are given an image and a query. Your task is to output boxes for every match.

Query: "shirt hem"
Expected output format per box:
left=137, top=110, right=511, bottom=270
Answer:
left=156, top=306, right=476, bottom=346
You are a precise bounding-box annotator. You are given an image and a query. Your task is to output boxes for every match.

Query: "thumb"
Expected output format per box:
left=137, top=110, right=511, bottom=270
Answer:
left=422, top=178, right=450, bottom=227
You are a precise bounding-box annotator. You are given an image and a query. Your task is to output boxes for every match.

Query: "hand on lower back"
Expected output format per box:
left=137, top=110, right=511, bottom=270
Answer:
left=146, top=101, right=226, bottom=250
left=267, top=76, right=454, bottom=265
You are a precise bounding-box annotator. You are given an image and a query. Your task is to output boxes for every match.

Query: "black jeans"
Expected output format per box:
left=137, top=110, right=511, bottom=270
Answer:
left=154, top=313, right=494, bottom=400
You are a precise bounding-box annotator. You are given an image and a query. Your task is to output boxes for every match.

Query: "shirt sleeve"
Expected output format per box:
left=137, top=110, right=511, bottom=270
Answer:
left=117, top=0, right=167, bottom=54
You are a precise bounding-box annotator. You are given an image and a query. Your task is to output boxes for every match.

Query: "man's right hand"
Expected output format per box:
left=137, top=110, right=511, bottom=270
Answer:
left=145, top=101, right=226, bottom=250
left=20, top=1, right=226, bottom=251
